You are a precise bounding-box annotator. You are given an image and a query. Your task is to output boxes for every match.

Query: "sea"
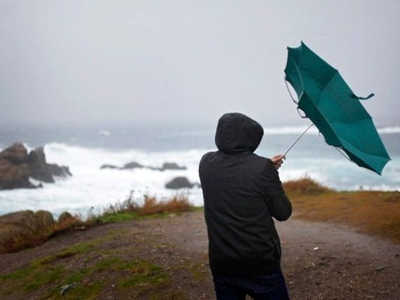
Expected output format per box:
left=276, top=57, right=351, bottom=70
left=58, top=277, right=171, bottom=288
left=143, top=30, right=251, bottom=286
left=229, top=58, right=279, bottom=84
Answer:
left=1, top=122, right=399, bottom=219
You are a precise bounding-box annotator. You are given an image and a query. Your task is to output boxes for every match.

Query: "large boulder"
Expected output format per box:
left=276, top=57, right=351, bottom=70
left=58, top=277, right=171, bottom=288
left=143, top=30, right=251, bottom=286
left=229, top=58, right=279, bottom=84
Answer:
left=0, top=143, right=28, bottom=163
left=0, top=143, right=71, bottom=190
left=0, top=210, right=55, bottom=253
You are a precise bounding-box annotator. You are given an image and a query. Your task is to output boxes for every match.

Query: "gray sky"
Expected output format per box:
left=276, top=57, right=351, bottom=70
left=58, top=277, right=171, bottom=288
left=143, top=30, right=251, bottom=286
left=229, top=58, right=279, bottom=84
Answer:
left=1, top=0, right=399, bottom=127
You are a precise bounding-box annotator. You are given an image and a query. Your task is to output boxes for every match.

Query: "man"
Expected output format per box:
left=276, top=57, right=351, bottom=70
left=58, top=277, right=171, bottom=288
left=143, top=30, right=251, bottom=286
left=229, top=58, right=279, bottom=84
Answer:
left=199, top=112, right=292, bottom=299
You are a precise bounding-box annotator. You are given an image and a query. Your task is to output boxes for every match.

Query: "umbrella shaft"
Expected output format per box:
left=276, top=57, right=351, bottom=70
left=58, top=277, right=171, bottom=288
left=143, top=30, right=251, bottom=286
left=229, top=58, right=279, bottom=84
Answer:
left=284, top=123, right=314, bottom=156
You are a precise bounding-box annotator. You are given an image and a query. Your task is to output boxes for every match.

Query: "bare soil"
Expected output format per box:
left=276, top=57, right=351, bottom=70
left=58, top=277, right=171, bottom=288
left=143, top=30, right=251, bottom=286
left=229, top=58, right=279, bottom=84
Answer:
left=1, top=211, right=399, bottom=299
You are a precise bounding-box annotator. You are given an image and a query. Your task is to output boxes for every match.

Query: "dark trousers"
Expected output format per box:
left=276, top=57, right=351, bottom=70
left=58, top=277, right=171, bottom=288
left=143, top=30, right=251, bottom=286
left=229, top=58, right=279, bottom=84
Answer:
left=212, top=268, right=290, bottom=300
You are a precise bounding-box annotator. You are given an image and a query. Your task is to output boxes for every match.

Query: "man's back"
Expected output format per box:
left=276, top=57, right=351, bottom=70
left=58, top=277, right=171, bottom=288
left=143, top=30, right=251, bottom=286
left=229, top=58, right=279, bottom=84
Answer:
left=199, top=113, right=292, bottom=276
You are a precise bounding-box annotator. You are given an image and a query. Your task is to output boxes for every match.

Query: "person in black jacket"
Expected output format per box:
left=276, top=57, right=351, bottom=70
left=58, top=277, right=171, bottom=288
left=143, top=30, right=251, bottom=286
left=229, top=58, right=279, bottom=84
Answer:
left=199, top=112, right=292, bottom=300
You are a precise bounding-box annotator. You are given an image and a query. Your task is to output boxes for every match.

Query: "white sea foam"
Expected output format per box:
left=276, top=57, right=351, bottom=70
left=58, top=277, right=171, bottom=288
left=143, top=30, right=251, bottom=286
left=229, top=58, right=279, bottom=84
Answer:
left=263, top=125, right=319, bottom=135
left=0, top=143, right=206, bottom=218
left=377, top=126, right=400, bottom=134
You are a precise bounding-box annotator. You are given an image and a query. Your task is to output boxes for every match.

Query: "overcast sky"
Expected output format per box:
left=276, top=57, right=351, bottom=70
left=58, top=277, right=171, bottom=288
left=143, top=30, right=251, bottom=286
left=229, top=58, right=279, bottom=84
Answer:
left=1, top=0, right=399, bottom=127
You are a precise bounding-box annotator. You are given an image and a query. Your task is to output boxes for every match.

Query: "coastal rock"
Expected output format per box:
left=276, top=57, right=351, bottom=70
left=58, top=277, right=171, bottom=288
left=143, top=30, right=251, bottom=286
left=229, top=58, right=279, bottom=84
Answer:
left=35, top=210, right=55, bottom=229
left=100, top=161, right=187, bottom=171
left=100, top=164, right=119, bottom=169
left=0, top=143, right=72, bottom=190
left=28, top=147, right=72, bottom=182
left=100, top=162, right=143, bottom=170
left=165, top=176, right=194, bottom=189
left=0, top=143, right=28, bottom=163
left=159, top=162, right=187, bottom=171
left=57, top=211, right=79, bottom=225
left=122, top=161, right=144, bottom=170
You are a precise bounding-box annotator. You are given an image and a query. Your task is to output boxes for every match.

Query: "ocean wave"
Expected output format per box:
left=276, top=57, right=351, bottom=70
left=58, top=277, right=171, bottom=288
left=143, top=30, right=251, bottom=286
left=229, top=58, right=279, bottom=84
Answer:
left=263, top=125, right=319, bottom=135
left=377, top=126, right=400, bottom=134
left=98, top=129, right=111, bottom=136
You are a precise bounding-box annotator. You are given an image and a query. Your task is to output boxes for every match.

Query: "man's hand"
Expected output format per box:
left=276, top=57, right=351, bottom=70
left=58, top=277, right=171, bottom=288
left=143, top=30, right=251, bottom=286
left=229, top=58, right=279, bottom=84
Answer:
left=270, top=154, right=285, bottom=170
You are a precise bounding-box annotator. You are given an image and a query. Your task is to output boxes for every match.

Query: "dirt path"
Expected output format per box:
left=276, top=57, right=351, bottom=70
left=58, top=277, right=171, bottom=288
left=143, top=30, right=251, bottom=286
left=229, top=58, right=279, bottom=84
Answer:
left=277, top=218, right=400, bottom=299
left=1, top=212, right=399, bottom=299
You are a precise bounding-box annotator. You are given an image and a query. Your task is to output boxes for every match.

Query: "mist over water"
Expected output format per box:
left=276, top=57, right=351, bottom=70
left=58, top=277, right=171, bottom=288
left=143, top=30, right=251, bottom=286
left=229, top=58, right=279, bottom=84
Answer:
left=0, top=123, right=399, bottom=218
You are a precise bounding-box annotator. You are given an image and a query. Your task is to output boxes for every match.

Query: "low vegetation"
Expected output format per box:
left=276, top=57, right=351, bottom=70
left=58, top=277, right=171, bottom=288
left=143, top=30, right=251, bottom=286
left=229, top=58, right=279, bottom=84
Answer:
left=1, top=191, right=192, bottom=254
left=283, top=176, right=334, bottom=195
left=283, top=176, right=400, bottom=244
left=0, top=237, right=181, bottom=299
left=99, top=191, right=192, bottom=222
left=2, top=177, right=400, bottom=255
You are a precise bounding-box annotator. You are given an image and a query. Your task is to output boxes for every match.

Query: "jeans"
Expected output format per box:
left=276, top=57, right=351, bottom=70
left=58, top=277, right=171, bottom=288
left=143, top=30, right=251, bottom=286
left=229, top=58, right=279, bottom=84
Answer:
left=212, top=268, right=290, bottom=300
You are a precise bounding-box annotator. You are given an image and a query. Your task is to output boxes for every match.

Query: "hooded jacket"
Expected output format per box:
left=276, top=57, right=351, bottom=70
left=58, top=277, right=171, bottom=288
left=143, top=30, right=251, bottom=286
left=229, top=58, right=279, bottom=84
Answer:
left=199, top=113, right=292, bottom=276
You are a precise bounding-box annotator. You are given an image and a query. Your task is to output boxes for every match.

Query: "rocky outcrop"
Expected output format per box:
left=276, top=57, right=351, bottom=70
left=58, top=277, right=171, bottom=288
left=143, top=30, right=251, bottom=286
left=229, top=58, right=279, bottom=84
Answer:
left=165, top=177, right=195, bottom=189
left=101, top=161, right=187, bottom=171
left=100, top=161, right=144, bottom=170
left=0, top=143, right=71, bottom=190
left=28, top=147, right=71, bottom=182
left=122, top=161, right=144, bottom=170
left=158, top=162, right=186, bottom=171
left=100, top=164, right=119, bottom=170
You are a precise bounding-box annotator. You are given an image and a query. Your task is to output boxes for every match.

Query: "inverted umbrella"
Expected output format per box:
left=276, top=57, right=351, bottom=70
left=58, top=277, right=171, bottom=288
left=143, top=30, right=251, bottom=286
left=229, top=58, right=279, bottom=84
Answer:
left=284, top=42, right=390, bottom=175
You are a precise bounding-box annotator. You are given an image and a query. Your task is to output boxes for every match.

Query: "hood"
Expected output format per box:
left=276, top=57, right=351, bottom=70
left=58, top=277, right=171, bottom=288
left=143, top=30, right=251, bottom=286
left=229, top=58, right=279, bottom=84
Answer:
left=215, top=113, right=264, bottom=153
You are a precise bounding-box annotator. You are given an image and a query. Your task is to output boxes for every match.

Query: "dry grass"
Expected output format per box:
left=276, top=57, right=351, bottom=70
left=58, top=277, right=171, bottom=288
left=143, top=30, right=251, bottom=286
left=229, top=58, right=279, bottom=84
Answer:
left=101, top=191, right=191, bottom=217
left=139, top=194, right=191, bottom=216
left=283, top=176, right=334, bottom=195
left=3, top=179, right=400, bottom=253
left=284, top=177, right=400, bottom=244
left=1, top=193, right=192, bottom=254
left=0, top=226, right=50, bottom=254
left=1, top=214, right=85, bottom=254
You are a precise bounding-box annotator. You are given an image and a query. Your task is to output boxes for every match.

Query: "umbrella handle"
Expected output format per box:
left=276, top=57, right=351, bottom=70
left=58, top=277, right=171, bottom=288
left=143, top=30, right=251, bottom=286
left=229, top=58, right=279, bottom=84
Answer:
left=283, top=123, right=314, bottom=156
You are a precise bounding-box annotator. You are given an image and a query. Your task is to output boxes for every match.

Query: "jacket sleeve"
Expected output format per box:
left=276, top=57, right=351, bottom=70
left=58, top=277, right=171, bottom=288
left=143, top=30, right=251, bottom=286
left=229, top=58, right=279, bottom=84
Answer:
left=261, top=159, right=292, bottom=221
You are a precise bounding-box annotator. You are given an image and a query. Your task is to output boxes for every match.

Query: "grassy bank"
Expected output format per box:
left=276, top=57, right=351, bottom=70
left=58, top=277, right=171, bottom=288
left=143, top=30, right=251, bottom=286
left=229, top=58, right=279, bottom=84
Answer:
left=3, top=178, right=400, bottom=254
left=0, top=217, right=207, bottom=299
left=1, top=192, right=193, bottom=254
left=283, top=177, right=400, bottom=244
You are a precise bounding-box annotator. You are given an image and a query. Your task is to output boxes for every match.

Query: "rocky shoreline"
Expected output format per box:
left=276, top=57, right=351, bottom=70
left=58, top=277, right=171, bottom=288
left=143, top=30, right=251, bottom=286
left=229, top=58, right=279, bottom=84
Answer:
left=0, top=143, right=200, bottom=191
left=0, top=143, right=71, bottom=190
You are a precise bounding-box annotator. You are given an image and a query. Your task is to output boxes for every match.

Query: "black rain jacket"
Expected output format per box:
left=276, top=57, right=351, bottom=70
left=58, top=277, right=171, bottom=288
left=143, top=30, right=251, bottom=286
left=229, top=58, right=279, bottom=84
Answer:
left=199, top=113, right=292, bottom=276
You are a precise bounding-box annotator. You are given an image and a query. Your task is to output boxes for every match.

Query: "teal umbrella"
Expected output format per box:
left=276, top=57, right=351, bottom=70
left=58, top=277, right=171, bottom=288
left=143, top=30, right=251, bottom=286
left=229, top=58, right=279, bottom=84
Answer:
left=284, top=42, right=390, bottom=175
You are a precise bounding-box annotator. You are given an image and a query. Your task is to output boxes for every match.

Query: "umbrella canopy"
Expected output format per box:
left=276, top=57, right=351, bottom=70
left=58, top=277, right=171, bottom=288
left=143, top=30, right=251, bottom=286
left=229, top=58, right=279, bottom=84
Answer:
left=284, top=42, right=390, bottom=175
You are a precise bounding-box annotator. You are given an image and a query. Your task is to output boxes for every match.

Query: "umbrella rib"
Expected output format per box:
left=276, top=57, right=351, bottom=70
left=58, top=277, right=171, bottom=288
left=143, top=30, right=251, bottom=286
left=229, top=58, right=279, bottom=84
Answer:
left=284, top=78, right=299, bottom=104
left=293, top=59, right=305, bottom=89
